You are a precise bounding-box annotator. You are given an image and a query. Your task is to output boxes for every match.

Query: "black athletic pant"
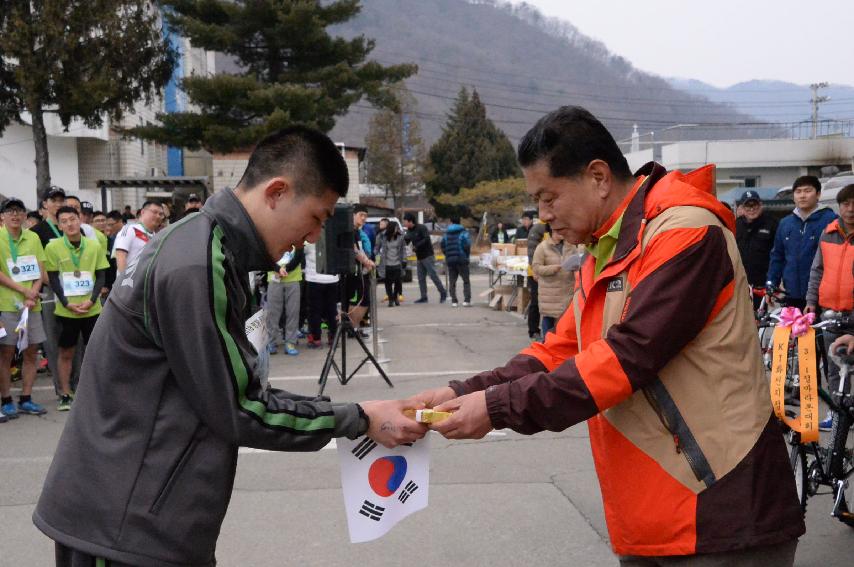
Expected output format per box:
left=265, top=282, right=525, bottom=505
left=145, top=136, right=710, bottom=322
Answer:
left=527, top=279, right=540, bottom=336
left=307, top=281, right=338, bottom=341
left=384, top=265, right=403, bottom=303
left=448, top=262, right=471, bottom=303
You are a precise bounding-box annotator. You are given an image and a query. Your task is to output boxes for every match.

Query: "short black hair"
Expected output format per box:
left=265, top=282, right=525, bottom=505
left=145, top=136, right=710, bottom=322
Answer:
left=237, top=126, right=349, bottom=198
left=837, top=184, right=854, bottom=204
left=792, top=175, right=821, bottom=193
left=106, top=210, right=124, bottom=222
left=517, top=106, right=632, bottom=181
left=353, top=204, right=368, bottom=214
left=64, top=195, right=81, bottom=204
left=521, top=211, right=534, bottom=220
left=450, top=216, right=461, bottom=224
left=92, top=211, right=105, bottom=218
left=27, top=211, right=42, bottom=221
left=56, top=206, right=79, bottom=219
left=141, top=200, right=161, bottom=211
left=403, top=212, right=416, bottom=223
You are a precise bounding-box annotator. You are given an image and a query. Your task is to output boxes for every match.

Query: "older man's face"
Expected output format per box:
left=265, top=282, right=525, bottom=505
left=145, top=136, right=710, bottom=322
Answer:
left=524, top=160, right=602, bottom=245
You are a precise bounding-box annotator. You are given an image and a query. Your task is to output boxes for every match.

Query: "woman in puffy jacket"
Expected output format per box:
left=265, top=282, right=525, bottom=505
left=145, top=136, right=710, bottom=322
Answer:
left=532, top=230, right=582, bottom=337
left=376, top=221, right=407, bottom=306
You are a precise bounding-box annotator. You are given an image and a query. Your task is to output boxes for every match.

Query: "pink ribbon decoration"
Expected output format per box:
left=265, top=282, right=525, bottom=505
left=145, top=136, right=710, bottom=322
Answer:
left=779, top=307, right=815, bottom=338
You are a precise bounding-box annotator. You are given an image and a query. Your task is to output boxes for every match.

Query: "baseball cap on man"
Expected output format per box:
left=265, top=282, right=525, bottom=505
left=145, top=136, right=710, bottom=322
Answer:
left=81, top=201, right=94, bottom=213
left=187, top=193, right=201, bottom=203
left=738, top=190, right=761, bottom=205
left=1, top=198, right=26, bottom=213
left=43, top=186, right=66, bottom=201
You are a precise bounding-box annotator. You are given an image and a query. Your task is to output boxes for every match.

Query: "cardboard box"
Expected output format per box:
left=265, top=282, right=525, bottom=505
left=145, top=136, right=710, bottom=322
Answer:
left=514, top=239, right=528, bottom=256
left=489, top=285, right=515, bottom=310
left=516, top=287, right=531, bottom=314
left=491, top=243, right=516, bottom=256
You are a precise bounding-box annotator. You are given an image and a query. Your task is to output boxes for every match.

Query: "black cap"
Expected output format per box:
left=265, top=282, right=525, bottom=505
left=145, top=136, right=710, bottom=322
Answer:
left=738, top=190, right=761, bottom=205
left=187, top=193, right=201, bottom=203
left=43, top=186, right=66, bottom=201
left=1, top=198, right=26, bottom=212
left=80, top=201, right=94, bottom=213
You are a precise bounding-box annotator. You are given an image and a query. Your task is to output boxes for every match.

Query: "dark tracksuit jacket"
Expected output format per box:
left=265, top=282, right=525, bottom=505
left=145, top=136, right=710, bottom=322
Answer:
left=735, top=213, right=777, bottom=288
left=34, top=189, right=363, bottom=566
left=404, top=223, right=433, bottom=260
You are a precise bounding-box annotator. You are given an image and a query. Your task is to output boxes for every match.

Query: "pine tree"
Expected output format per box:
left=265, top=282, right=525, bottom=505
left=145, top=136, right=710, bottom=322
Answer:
left=426, top=87, right=520, bottom=217
left=132, top=0, right=415, bottom=152
left=0, top=1, right=177, bottom=196
left=364, top=86, right=426, bottom=212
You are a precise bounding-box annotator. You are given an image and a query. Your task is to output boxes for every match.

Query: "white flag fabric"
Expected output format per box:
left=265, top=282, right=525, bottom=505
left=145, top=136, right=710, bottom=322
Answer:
left=15, top=307, right=29, bottom=352
left=338, top=433, right=430, bottom=543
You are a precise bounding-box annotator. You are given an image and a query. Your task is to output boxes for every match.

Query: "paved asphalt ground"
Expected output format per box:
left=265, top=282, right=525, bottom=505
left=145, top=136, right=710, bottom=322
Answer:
left=1, top=272, right=852, bottom=566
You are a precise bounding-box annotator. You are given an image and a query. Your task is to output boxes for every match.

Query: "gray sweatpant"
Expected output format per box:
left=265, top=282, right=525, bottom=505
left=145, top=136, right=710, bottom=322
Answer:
left=265, top=280, right=301, bottom=345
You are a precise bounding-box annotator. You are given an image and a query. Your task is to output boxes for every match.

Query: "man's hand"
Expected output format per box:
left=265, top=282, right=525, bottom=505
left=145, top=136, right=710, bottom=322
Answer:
left=23, top=287, right=39, bottom=301
left=278, top=267, right=287, bottom=278
left=431, top=390, right=492, bottom=440
left=804, top=304, right=817, bottom=314
left=23, top=298, right=36, bottom=309
left=831, top=334, right=854, bottom=355
left=412, top=386, right=457, bottom=409
left=360, top=398, right=429, bottom=448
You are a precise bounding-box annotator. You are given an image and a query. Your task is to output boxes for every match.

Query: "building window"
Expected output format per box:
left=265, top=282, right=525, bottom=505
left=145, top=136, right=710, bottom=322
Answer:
left=731, top=176, right=759, bottom=188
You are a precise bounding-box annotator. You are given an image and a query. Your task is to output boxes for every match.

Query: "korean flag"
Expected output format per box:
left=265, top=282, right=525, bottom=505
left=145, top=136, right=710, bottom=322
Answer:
left=337, top=434, right=430, bottom=543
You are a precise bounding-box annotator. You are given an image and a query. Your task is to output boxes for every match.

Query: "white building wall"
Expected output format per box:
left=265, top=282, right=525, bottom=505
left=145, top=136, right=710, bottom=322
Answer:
left=623, top=148, right=654, bottom=173
left=663, top=138, right=854, bottom=171
left=212, top=153, right=250, bottom=193
left=0, top=123, right=81, bottom=209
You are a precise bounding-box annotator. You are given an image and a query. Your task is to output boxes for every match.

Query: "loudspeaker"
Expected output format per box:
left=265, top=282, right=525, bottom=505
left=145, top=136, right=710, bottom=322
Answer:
left=316, top=203, right=355, bottom=275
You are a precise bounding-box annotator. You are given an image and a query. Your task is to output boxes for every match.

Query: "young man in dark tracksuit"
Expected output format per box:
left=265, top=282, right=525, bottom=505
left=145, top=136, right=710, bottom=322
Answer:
left=441, top=216, right=472, bottom=306
left=34, top=127, right=426, bottom=567
left=734, top=190, right=777, bottom=309
left=404, top=213, right=447, bottom=303
left=766, top=175, right=836, bottom=309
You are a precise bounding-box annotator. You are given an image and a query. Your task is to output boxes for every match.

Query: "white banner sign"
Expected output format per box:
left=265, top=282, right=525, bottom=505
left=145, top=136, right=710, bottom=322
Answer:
left=338, top=434, right=430, bottom=543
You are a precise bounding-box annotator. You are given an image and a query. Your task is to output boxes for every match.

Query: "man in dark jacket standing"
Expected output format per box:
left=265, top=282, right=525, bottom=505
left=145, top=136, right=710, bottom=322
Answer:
left=525, top=220, right=547, bottom=339
left=34, top=127, right=427, bottom=567
left=766, top=176, right=837, bottom=309
left=404, top=212, right=447, bottom=303
left=441, top=216, right=472, bottom=307
left=734, top=190, right=777, bottom=309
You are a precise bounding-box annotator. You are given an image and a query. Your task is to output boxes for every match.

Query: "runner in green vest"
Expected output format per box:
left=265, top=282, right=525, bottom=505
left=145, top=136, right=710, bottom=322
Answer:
left=44, top=206, right=109, bottom=411
left=0, top=198, right=48, bottom=420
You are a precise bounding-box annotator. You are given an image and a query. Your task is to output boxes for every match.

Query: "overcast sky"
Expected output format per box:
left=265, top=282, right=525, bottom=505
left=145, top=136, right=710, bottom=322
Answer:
left=511, top=0, right=854, bottom=88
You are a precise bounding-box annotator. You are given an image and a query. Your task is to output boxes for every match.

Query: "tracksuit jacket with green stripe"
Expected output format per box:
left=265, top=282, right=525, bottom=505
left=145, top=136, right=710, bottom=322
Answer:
left=34, top=189, right=363, bottom=566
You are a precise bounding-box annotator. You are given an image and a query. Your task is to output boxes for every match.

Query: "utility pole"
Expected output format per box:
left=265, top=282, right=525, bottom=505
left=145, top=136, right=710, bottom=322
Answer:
left=810, top=82, right=830, bottom=139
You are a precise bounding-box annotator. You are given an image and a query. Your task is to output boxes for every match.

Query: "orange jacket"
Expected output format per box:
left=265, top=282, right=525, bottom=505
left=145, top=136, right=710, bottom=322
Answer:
left=450, top=163, right=804, bottom=556
left=806, top=219, right=853, bottom=311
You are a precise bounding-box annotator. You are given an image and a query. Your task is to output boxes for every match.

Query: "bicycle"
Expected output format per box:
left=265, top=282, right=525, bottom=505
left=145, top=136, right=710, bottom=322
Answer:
left=786, top=313, right=854, bottom=527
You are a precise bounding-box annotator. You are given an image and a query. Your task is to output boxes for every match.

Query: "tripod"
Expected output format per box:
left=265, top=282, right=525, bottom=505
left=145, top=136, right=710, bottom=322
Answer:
left=318, top=274, right=394, bottom=395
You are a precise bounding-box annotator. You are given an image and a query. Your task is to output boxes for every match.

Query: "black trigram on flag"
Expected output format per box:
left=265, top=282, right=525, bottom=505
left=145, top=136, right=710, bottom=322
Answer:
left=359, top=500, right=385, bottom=521
left=398, top=480, right=418, bottom=503
left=352, top=437, right=377, bottom=460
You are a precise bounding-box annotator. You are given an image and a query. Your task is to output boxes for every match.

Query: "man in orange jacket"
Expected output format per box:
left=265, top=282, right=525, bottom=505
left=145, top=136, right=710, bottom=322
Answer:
left=416, top=106, right=804, bottom=565
left=806, top=183, right=854, bottom=429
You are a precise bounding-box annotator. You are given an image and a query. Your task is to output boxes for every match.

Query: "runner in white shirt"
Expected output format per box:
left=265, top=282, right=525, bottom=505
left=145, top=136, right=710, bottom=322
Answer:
left=113, top=201, right=165, bottom=273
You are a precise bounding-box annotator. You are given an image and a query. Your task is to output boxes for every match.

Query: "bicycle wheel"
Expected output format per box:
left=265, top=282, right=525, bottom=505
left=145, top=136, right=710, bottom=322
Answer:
left=829, top=411, right=854, bottom=527
left=790, top=441, right=808, bottom=513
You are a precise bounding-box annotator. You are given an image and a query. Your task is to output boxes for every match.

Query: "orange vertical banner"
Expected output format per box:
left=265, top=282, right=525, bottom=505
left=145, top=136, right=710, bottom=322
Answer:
left=770, top=326, right=819, bottom=443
